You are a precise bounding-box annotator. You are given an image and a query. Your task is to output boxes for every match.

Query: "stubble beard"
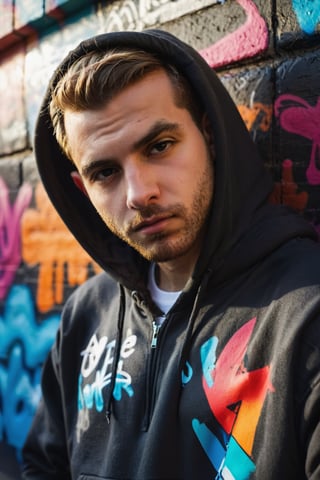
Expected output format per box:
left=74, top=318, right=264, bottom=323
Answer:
left=102, top=158, right=214, bottom=263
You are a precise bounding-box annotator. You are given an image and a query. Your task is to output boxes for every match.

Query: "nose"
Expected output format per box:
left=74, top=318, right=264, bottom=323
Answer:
left=125, top=159, right=160, bottom=210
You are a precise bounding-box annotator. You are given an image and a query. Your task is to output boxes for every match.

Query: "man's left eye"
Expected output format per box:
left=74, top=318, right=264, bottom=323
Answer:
left=150, top=140, right=172, bottom=154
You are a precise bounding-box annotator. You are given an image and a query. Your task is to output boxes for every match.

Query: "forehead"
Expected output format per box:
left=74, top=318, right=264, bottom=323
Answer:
left=64, top=69, right=179, bottom=130
left=64, top=70, right=191, bottom=165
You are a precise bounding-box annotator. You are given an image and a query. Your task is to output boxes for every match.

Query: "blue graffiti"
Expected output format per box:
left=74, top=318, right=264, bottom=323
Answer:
left=0, top=285, right=59, bottom=368
left=292, top=0, right=320, bottom=34
left=0, top=345, right=41, bottom=456
left=78, top=369, right=134, bottom=412
left=0, top=285, right=60, bottom=456
left=192, top=419, right=256, bottom=480
left=200, top=336, right=219, bottom=388
left=181, top=361, right=193, bottom=386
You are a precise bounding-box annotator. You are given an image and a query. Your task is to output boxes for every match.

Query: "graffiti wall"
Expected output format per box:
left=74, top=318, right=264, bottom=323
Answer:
left=0, top=0, right=319, bottom=477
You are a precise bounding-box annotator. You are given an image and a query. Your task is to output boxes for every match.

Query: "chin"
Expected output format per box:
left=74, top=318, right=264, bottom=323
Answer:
left=136, top=241, right=192, bottom=263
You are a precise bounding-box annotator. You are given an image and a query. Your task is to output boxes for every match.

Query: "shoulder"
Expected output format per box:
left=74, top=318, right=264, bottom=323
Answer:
left=61, top=272, right=121, bottom=328
left=68, top=271, right=119, bottom=303
left=269, top=236, right=320, bottom=289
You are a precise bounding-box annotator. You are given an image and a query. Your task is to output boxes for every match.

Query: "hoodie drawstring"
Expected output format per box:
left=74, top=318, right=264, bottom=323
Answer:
left=105, top=270, right=212, bottom=422
left=105, top=284, right=126, bottom=424
left=178, top=270, right=212, bottom=381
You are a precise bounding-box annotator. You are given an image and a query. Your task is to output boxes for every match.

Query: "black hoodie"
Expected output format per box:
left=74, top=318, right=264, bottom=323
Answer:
left=22, top=30, right=320, bottom=480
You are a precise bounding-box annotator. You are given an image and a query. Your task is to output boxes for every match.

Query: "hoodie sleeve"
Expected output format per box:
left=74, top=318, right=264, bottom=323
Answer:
left=297, top=315, right=320, bottom=479
left=21, top=331, right=71, bottom=480
left=304, top=380, right=320, bottom=479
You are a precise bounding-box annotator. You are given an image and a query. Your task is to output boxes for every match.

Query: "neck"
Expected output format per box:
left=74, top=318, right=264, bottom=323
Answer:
left=155, top=229, right=207, bottom=291
left=156, top=256, right=196, bottom=292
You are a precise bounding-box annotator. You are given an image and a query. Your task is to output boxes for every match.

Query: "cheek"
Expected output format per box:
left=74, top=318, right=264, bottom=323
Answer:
left=84, top=190, right=108, bottom=218
left=89, top=191, right=123, bottom=227
left=85, top=190, right=101, bottom=213
left=186, top=150, right=212, bottom=187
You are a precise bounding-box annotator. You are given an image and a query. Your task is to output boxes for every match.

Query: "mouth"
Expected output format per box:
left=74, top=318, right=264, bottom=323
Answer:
left=132, top=214, right=173, bottom=235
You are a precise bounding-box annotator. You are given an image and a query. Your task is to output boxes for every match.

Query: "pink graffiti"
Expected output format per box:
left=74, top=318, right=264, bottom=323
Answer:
left=275, top=95, right=320, bottom=185
left=0, top=178, right=32, bottom=298
left=203, top=318, right=274, bottom=455
left=200, top=0, right=268, bottom=68
left=269, top=158, right=309, bottom=212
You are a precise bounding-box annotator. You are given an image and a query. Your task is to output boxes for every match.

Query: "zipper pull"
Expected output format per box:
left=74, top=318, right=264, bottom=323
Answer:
left=151, top=321, right=160, bottom=349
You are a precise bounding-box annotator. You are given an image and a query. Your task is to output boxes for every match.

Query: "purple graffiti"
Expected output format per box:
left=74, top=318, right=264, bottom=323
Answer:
left=0, top=179, right=32, bottom=298
left=275, top=95, right=320, bottom=185
left=200, top=0, right=268, bottom=68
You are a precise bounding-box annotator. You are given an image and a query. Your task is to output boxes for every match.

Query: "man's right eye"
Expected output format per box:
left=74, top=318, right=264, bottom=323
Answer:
left=93, top=167, right=119, bottom=182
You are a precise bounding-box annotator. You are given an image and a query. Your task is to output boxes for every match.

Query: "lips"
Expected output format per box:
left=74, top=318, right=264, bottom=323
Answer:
left=132, top=214, right=173, bottom=235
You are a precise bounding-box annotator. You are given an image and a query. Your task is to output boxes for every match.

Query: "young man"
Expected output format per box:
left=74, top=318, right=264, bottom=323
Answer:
left=22, top=30, right=320, bottom=479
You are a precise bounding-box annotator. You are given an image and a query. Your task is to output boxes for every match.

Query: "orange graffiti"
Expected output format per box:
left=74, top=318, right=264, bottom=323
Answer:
left=21, top=183, right=101, bottom=313
left=237, top=102, right=273, bottom=132
left=269, top=159, right=308, bottom=212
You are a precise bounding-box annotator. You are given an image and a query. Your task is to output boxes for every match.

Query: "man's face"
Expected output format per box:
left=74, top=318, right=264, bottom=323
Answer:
left=64, top=69, right=214, bottom=266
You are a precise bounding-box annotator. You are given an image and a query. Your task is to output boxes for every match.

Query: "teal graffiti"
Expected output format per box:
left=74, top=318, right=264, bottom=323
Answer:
left=292, top=0, right=320, bottom=34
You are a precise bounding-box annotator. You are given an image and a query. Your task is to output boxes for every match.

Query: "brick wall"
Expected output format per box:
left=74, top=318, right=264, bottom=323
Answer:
left=0, top=1, right=319, bottom=477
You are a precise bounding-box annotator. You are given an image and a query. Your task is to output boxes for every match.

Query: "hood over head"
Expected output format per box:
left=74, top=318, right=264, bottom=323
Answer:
left=34, top=29, right=316, bottom=294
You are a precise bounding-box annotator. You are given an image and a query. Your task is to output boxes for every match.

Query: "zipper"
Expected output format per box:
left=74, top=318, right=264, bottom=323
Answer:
left=151, top=321, right=161, bottom=348
left=142, top=316, right=167, bottom=430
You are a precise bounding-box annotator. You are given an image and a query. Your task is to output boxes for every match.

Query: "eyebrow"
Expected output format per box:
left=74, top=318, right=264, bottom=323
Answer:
left=132, top=120, right=180, bottom=151
left=80, top=120, right=181, bottom=179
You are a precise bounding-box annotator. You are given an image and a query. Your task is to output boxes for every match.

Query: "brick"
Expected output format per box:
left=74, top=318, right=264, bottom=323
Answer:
left=21, top=152, right=41, bottom=187
left=0, top=46, right=28, bottom=155
left=14, top=0, right=44, bottom=29
left=45, top=0, right=97, bottom=15
left=0, top=155, right=22, bottom=195
left=276, top=0, right=320, bottom=50
left=220, top=64, right=274, bottom=172
left=24, top=8, right=100, bottom=141
left=123, top=0, right=273, bottom=69
left=275, top=52, right=320, bottom=227
left=0, top=1, right=13, bottom=38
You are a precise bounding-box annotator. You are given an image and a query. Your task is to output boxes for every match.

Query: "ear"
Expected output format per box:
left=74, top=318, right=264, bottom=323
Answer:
left=70, top=171, right=89, bottom=197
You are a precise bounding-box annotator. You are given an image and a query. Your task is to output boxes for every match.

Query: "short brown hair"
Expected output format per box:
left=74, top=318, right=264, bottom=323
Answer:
left=49, top=49, right=204, bottom=160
